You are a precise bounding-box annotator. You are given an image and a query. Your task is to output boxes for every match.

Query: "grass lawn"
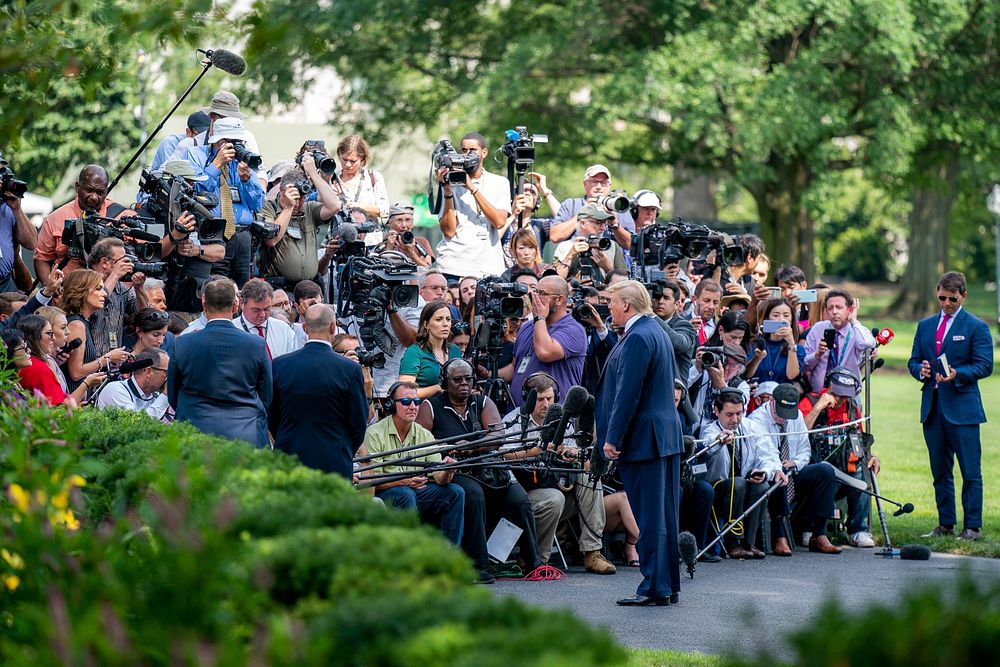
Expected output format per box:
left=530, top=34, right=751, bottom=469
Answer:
left=627, top=648, right=725, bottom=666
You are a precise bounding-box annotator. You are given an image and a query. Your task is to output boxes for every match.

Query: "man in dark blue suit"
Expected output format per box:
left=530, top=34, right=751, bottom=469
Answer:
left=908, top=271, right=994, bottom=541
left=597, top=280, right=684, bottom=606
left=169, top=278, right=271, bottom=447
left=269, top=303, right=369, bottom=480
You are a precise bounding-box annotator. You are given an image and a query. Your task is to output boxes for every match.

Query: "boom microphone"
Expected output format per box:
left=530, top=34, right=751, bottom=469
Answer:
left=679, top=531, right=698, bottom=578
left=124, top=228, right=164, bottom=244
left=899, top=544, right=931, bottom=560
left=202, top=48, right=247, bottom=76
left=552, top=386, right=588, bottom=448
left=117, top=358, right=154, bottom=375
left=892, top=502, right=915, bottom=517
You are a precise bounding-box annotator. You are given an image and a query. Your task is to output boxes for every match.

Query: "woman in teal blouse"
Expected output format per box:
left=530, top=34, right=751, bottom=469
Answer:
left=399, top=300, right=461, bottom=398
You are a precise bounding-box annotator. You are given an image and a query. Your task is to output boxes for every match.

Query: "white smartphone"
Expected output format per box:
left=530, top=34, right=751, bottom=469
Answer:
left=793, top=289, right=818, bottom=304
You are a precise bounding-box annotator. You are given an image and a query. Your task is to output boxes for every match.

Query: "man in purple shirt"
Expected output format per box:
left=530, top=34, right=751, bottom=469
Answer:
left=503, top=275, right=587, bottom=408
left=803, top=288, right=875, bottom=391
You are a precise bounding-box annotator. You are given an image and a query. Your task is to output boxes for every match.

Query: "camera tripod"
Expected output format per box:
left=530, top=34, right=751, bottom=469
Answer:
left=477, top=343, right=513, bottom=415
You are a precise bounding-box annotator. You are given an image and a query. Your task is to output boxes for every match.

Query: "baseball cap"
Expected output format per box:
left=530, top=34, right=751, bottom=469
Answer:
left=388, top=202, right=415, bottom=217
left=202, top=90, right=247, bottom=119
left=828, top=366, right=861, bottom=397
left=186, top=110, right=211, bottom=134
left=158, top=159, right=208, bottom=182
left=584, top=164, right=611, bottom=179
left=577, top=203, right=614, bottom=222
left=753, top=381, right=778, bottom=399
left=267, top=160, right=296, bottom=184
left=772, top=383, right=800, bottom=420
left=207, top=117, right=249, bottom=144
left=634, top=190, right=661, bottom=208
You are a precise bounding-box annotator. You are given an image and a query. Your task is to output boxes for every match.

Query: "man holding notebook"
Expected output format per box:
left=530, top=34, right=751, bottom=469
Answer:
left=909, top=271, right=994, bottom=541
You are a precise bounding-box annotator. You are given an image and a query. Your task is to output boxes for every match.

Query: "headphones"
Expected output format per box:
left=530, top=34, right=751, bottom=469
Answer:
left=439, top=358, right=471, bottom=390
left=381, top=381, right=404, bottom=416
left=521, top=371, right=560, bottom=403
left=629, top=189, right=661, bottom=221
left=713, top=386, right=748, bottom=411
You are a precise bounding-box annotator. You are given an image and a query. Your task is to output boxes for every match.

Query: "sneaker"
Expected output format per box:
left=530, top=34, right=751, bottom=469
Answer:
left=477, top=569, right=496, bottom=585
left=921, top=526, right=955, bottom=538
left=584, top=550, right=617, bottom=575
left=957, top=528, right=982, bottom=541
left=849, top=531, right=875, bottom=548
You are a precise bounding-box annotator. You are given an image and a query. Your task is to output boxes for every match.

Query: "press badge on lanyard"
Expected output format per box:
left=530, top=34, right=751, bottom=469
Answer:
left=517, top=355, right=531, bottom=374
left=229, top=185, right=242, bottom=205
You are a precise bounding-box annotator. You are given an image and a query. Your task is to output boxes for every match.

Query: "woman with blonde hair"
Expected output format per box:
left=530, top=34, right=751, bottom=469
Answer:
left=60, top=270, right=129, bottom=392
left=333, top=134, right=390, bottom=225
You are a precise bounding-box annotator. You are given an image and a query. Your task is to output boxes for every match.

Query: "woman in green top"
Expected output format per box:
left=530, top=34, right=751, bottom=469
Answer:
left=399, top=300, right=462, bottom=398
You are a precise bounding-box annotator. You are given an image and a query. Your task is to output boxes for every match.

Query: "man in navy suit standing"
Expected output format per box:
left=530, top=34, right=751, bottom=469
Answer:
left=169, top=277, right=271, bottom=447
left=269, top=303, right=369, bottom=480
left=598, top=280, right=683, bottom=606
left=908, top=271, right=994, bottom=541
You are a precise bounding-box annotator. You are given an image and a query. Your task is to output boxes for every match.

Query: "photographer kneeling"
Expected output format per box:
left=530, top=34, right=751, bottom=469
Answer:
left=95, top=347, right=171, bottom=421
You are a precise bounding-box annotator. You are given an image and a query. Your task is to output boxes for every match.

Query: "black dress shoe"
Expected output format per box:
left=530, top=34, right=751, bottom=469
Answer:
left=698, top=553, right=722, bottom=563
left=616, top=594, right=670, bottom=606
left=477, top=569, right=496, bottom=585
left=669, top=592, right=679, bottom=605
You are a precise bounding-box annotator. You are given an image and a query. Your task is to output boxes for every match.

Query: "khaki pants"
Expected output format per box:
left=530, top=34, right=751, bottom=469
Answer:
left=528, top=476, right=606, bottom=561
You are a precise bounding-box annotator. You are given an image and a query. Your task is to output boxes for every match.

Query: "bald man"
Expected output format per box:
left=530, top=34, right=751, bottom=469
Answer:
left=504, top=275, right=588, bottom=408
left=269, top=304, right=369, bottom=478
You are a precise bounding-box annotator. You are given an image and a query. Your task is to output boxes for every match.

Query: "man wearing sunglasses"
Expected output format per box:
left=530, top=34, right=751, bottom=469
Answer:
left=909, top=271, right=994, bottom=541
left=361, top=382, right=465, bottom=544
left=95, top=347, right=171, bottom=421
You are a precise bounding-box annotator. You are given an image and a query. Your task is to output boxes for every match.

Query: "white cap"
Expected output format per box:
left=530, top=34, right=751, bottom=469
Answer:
left=584, top=164, right=611, bottom=179
left=207, top=117, right=248, bottom=144
left=753, top=381, right=778, bottom=398
left=634, top=190, right=661, bottom=209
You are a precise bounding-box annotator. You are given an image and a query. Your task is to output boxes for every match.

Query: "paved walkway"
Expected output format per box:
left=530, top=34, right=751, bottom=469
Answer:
left=494, top=546, right=1000, bottom=658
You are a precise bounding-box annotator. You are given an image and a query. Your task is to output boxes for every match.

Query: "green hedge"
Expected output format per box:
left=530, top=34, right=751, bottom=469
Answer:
left=0, top=404, right=625, bottom=666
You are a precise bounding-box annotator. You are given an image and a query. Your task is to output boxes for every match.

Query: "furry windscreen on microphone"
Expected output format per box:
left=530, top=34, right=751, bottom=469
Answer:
left=899, top=544, right=931, bottom=560
left=338, top=223, right=359, bottom=244
left=539, top=404, right=563, bottom=444
left=561, top=385, right=589, bottom=418
left=210, top=49, right=247, bottom=76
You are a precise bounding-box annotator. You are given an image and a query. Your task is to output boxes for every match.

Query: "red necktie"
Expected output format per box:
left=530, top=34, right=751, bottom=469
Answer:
left=935, top=314, right=950, bottom=355
left=256, top=325, right=272, bottom=360
left=698, top=324, right=708, bottom=345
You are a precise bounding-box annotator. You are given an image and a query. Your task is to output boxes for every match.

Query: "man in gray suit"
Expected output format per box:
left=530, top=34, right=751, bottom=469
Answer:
left=168, top=277, right=272, bottom=446
left=651, top=279, right=696, bottom=385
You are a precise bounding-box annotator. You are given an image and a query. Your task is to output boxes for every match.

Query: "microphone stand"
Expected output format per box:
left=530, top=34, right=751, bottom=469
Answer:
left=695, top=477, right=785, bottom=564
left=860, top=348, right=894, bottom=557
left=109, top=55, right=214, bottom=194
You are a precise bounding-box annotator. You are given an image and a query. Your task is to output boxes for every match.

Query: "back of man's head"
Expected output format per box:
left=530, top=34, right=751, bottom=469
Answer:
left=304, top=304, right=335, bottom=338
left=203, top=278, right=238, bottom=315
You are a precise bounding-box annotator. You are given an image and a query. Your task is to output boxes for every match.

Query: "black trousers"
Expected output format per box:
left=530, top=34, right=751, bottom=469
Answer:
left=212, top=229, right=252, bottom=288
left=680, top=479, right=714, bottom=551
left=768, top=463, right=837, bottom=537
left=452, top=475, right=542, bottom=572
left=712, top=477, right=768, bottom=546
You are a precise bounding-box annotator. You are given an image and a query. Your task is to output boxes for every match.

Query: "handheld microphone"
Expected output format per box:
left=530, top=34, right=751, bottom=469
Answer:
left=197, top=48, right=247, bottom=76
left=892, top=502, right=915, bottom=517
left=552, top=386, right=588, bottom=448
left=679, top=531, right=698, bottom=577
left=872, top=327, right=895, bottom=347
left=60, top=337, right=83, bottom=355
left=117, top=358, right=154, bottom=375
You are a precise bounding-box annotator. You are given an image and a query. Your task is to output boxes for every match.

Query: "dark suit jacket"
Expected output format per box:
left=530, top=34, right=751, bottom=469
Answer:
left=596, top=315, right=682, bottom=462
left=658, top=314, right=697, bottom=384
left=908, top=308, right=993, bottom=425
left=268, top=341, right=369, bottom=479
left=168, top=319, right=272, bottom=446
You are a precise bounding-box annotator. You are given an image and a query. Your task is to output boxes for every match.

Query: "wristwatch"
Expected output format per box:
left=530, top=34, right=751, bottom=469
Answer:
left=532, top=315, right=543, bottom=324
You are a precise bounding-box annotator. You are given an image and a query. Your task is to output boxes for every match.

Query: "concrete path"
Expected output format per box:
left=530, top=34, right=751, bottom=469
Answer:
left=494, top=546, right=1000, bottom=658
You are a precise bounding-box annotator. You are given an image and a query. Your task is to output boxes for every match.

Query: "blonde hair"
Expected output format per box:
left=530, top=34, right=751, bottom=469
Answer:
left=60, top=270, right=103, bottom=316
left=608, top=280, right=653, bottom=316
left=509, top=228, right=542, bottom=267
left=35, top=305, right=67, bottom=325
left=336, top=134, right=371, bottom=166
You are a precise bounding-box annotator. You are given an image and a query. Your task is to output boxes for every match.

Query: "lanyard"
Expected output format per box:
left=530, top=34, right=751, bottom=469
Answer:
left=830, top=325, right=852, bottom=367
left=239, top=316, right=268, bottom=340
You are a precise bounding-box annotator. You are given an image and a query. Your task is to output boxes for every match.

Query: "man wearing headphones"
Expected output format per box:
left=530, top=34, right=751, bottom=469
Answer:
left=502, top=372, right=616, bottom=575
left=700, top=388, right=786, bottom=559
left=416, top=358, right=543, bottom=584
left=362, top=381, right=465, bottom=544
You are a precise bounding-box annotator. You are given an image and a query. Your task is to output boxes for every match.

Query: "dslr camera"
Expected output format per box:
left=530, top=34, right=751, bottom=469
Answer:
left=568, top=284, right=608, bottom=328
left=432, top=139, right=480, bottom=184
left=596, top=190, right=630, bottom=214
left=296, top=146, right=337, bottom=175
left=232, top=142, right=263, bottom=170
left=0, top=162, right=28, bottom=199
left=699, top=346, right=727, bottom=367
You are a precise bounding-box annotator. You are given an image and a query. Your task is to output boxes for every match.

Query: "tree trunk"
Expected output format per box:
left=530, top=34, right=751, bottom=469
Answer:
left=671, top=168, right=717, bottom=220
left=891, top=152, right=959, bottom=318
left=752, top=159, right=815, bottom=281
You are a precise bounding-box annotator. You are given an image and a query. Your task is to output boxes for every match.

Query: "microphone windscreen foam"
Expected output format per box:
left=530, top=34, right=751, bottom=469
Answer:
left=540, top=404, right=563, bottom=443
left=899, top=544, right=931, bottom=561
left=339, top=223, right=358, bottom=244
left=521, top=388, right=537, bottom=417
left=562, top=385, right=589, bottom=418
left=117, top=358, right=154, bottom=375
left=576, top=396, right=595, bottom=435
left=679, top=531, right=698, bottom=566
left=210, top=49, right=247, bottom=76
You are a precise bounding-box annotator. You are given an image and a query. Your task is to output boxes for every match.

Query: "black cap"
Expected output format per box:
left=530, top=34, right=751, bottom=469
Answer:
left=772, top=383, right=800, bottom=420
left=186, top=110, right=211, bottom=133
left=828, top=366, right=861, bottom=397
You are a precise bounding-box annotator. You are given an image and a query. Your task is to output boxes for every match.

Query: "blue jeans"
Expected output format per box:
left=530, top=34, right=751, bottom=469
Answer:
left=378, top=482, right=465, bottom=544
left=837, top=467, right=871, bottom=533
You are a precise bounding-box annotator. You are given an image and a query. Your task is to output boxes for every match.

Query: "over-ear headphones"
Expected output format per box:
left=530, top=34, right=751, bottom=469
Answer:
left=439, top=358, right=469, bottom=390
left=629, top=189, right=661, bottom=221
left=521, top=371, right=560, bottom=402
left=382, top=381, right=404, bottom=416
left=713, top=386, right=747, bottom=411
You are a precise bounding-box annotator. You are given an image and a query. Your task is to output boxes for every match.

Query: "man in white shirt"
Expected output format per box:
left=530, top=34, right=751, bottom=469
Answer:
left=433, top=132, right=512, bottom=279
left=96, top=347, right=171, bottom=421
left=234, top=278, right=296, bottom=358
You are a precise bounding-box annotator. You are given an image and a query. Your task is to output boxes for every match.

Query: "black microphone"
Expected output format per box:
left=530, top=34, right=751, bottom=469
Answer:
left=118, top=358, right=154, bottom=375
left=683, top=435, right=695, bottom=459
left=521, top=388, right=538, bottom=417
left=679, top=530, right=698, bottom=577
left=539, top=404, right=564, bottom=447
left=899, top=544, right=931, bottom=560
left=124, top=229, right=164, bottom=244
left=892, top=502, right=915, bottom=517
left=552, top=386, right=588, bottom=448
left=198, top=48, right=247, bottom=76
left=575, top=396, right=596, bottom=449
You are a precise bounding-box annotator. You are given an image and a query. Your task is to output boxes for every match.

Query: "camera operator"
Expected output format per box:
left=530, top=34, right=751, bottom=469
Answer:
left=502, top=173, right=561, bottom=254
left=688, top=343, right=750, bottom=436
left=34, top=165, right=136, bottom=282
left=649, top=279, right=697, bottom=385
left=234, top=278, right=296, bottom=359
left=86, top=237, right=149, bottom=357
left=257, top=157, right=343, bottom=291
left=95, top=347, right=171, bottom=420
left=171, top=91, right=265, bottom=181
left=548, top=165, right=634, bottom=251
left=434, top=132, right=512, bottom=280
left=332, top=333, right=377, bottom=422
left=0, top=151, right=37, bottom=292
left=574, top=285, right=617, bottom=397
left=502, top=276, right=586, bottom=409
left=719, top=234, right=765, bottom=295
left=187, top=117, right=265, bottom=288
left=552, top=205, right=627, bottom=285
left=381, top=202, right=434, bottom=268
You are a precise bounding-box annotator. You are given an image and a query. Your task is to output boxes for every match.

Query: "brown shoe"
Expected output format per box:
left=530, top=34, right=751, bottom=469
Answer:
left=747, top=544, right=766, bottom=559
left=922, top=526, right=955, bottom=538
left=773, top=537, right=792, bottom=556
left=808, top=535, right=843, bottom=554
left=585, top=550, right=617, bottom=575
left=957, top=528, right=982, bottom=541
left=727, top=544, right=754, bottom=560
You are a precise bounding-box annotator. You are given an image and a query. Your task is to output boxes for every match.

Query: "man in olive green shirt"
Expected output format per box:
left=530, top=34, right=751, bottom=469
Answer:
left=362, top=381, right=465, bottom=543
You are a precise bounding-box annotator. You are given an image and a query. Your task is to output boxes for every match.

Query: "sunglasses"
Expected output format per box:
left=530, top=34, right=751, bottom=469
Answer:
left=448, top=375, right=474, bottom=385
left=141, top=310, right=170, bottom=325
left=937, top=295, right=960, bottom=304
left=393, top=397, right=423, bottom=406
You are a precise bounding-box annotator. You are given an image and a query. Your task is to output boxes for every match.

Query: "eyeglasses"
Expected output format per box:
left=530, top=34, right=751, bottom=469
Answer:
left=448, top=375, right=474, bottom=385
left=272, top=300, right=291, bottom=309
left=937, top=295, right=960, bottom=304
left=393, top=397, right=423, bottom=406
left=151, top=367, right=168, bottom=372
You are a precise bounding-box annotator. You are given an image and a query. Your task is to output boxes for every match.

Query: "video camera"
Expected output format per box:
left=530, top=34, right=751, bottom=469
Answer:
left=476, top=278, right=529, bottom=322
left=338, top=253, right=421, bottom=368
left=568, top=284, right=608, bottom=328
left=60, top=213, right=168, bottom=279
left=248, top=217, right=280, bottom=242
left=137, top=169, right=224, bottom=241
left=432, top=139, right=480, bottom=185
left=631, top=219, right=745, bottom=282
left=0, top=164, right=27, bottom=199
